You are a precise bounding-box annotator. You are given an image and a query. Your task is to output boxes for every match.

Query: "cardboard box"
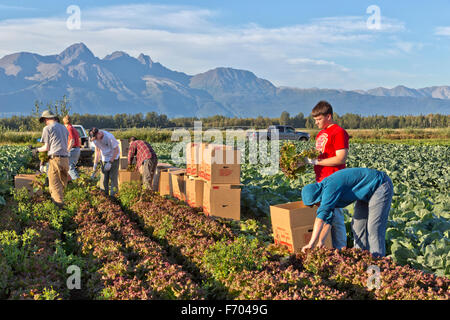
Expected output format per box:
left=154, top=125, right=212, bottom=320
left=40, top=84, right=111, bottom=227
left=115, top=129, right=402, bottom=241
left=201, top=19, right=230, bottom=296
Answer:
left=270, top=201, right=332, bottom=253
left=152, top=163, right=174, bottom=191
left=119, top=158, right=128, bottom=170
left=186, top=176, right=204, bottom=208
left=14, top=174, right=43, bottom=196
left=200, top=144, right=241, bottom=184
left=186, top=142, right=201, bottom=177
left=170, top=169, right=186, bottom=201
left=118, top=170, right=141, bottom=187
left=203, top=182, right=241, bottom=220
left=118, top=139, right=129, bottom=158
left=159, top=167, right=180, bottom=196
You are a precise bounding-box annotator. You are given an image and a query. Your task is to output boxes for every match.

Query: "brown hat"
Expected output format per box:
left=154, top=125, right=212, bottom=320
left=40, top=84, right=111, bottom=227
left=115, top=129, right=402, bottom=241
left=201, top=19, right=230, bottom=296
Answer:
left=39, top=110, right=57, bottom=123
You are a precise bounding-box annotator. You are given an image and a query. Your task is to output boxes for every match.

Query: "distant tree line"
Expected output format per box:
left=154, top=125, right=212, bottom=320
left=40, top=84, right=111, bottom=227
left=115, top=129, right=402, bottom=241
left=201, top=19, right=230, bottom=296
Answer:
left=0, top=101, right=448, bottom=131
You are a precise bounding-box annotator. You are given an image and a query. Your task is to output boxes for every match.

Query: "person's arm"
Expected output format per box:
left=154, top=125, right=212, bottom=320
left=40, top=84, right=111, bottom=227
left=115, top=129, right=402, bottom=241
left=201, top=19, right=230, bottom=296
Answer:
left=302, top=217, right=332, bottom=252
left=111, top=146, right=119, bottom=163
left=37, top=143, right=49, bottom=152
left=37, top=127, right=49, bottom=152
left=67, top=137, right=74, bottom=152
left=93, top=146, right=101, bottom=165
left=316, top=148, right=348, bottom=166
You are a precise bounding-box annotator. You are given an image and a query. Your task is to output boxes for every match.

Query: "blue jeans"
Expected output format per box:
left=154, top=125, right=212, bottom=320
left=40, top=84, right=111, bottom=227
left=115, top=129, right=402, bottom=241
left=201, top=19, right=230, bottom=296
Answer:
left=331, top=208, right=347, bottom=249
left=68, top=147, right=80, bottom=180
left=351, top=174, right=394, bottom=257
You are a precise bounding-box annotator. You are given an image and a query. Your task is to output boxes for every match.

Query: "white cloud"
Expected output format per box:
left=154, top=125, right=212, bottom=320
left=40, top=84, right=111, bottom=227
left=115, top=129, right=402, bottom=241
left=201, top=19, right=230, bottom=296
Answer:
left=435, top=26, right=450, bottom=36
left=0, top=3, right=413, bottom=89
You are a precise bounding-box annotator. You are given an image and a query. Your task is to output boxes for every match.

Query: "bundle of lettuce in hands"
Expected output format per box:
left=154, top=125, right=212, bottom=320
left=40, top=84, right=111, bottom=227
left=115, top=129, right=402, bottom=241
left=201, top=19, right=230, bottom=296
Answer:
left=280, top=142, right=320, bottom=179
left=38, top=151, right=49, bottom=164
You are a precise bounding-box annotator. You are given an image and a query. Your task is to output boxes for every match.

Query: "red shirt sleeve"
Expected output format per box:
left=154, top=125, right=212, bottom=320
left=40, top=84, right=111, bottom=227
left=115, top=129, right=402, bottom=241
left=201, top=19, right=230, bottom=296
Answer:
left=333, top=127, right=349, bottom=150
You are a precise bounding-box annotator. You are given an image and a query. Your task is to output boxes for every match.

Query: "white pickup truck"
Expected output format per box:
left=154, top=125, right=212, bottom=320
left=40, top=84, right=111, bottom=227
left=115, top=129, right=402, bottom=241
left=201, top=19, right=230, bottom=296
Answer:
left=246, top=125, right=310, bottom=141
left=73, top=125, right=95, bottom=165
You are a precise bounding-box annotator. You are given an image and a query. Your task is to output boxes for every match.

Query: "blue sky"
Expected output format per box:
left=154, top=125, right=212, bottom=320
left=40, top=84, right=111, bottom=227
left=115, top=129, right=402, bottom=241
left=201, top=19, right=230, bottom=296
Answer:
left=1, top=0, right=450, bottom=90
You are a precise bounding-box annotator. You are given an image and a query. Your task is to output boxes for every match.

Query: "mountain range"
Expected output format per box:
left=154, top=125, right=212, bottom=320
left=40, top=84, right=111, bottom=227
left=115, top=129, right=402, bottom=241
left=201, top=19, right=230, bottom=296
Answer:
left=0, top=43, right=449, bottom=118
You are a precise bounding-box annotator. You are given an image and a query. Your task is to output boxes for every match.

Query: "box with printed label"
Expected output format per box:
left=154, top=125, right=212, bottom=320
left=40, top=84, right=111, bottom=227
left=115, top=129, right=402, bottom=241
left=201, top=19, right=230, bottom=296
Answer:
left=202, top=182, right=241, bottom=220
left=270, top=201, right=332, bottom=253
left=186, top=142, right=201, bottom=177
left=200, top=144, right=241, bottom=184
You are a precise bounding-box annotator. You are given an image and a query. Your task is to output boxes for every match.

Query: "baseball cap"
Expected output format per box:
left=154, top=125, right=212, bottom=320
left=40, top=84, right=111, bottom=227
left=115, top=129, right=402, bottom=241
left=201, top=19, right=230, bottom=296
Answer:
left=89, top=127, right=99, bottom=141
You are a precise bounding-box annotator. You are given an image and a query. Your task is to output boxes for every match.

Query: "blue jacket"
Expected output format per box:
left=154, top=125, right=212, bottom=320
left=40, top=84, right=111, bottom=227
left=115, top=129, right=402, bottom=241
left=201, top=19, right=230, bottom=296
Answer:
left=301, top=168, right=387, bottom=224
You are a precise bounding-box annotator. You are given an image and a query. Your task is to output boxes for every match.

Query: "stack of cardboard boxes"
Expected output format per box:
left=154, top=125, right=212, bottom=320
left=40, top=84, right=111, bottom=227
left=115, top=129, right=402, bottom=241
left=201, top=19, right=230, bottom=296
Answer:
left=185, top=142, right=242, bottom=220
left=117, top=139, right=141, bottom=188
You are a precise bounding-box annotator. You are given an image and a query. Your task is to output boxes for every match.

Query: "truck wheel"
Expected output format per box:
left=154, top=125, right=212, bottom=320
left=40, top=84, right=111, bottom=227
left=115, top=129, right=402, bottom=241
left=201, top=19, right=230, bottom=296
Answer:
left=299, top=137, right=308, bottom=141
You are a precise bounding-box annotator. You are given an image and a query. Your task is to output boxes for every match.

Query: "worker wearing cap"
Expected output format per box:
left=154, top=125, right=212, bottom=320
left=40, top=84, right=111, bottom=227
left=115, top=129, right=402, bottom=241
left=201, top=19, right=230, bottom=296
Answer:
left=36, top=110, right=69, bottom=207
left=89, top=127, right=120, bottom=196
left=301, top=168, right=393, bottom=258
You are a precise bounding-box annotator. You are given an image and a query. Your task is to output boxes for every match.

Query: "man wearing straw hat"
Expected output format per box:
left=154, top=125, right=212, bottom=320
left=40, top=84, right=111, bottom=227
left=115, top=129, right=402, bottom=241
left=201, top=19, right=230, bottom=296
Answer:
left=36, top=110, right=69, bottom=207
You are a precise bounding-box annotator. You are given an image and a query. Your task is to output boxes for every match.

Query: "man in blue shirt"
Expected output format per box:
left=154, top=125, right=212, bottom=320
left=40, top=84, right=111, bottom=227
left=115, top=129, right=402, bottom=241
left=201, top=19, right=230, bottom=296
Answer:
left=301, top=168, right=394, bottom=257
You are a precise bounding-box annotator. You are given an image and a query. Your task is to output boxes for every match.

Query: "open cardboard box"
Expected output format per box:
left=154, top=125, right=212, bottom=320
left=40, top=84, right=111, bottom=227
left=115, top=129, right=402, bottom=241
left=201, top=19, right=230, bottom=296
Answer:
left=118, top=169, right=141, bottom=189
left=14, top=173, right=43, bottom=196
left=170, top=169, right=186, bottom=201
left=159, top=167, right=180, bottom=196
left=118, top=139, right=129, bottom=158
left=270, top=201, right=332, bottom=253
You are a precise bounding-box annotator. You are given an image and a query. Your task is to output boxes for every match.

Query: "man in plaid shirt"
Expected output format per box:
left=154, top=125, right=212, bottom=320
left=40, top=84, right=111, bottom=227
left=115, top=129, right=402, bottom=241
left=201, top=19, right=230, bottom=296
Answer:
left=128, top=136, right=158, bottom=190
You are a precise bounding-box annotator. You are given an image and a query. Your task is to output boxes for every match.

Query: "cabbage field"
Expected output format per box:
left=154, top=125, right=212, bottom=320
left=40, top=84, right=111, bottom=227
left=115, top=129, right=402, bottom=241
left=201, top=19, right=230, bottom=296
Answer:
left=0, top=142, right=448, bottom=300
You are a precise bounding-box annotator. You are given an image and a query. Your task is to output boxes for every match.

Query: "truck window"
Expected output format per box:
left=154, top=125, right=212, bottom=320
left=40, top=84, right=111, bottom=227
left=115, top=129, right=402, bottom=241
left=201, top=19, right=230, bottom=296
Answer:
left=286, top=127, right=295, bottom=133
left=74, top=127, right=85, bottom=138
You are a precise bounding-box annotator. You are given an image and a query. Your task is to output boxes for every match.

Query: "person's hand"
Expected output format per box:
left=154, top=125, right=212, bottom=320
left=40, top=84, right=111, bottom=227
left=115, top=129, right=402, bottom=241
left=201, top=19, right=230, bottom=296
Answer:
left=301, top=243, right=314, bottom=253
left=39, top=164, right=46, bottom=173
left=304, top=158, right=319, bottom=165
left=297, top=160, right=306, bottom=168
left=316, top=241, right=325, bottom=248
left=31, top=148, right=38, bottom=157
left=104, top=162, right=112, bottom=172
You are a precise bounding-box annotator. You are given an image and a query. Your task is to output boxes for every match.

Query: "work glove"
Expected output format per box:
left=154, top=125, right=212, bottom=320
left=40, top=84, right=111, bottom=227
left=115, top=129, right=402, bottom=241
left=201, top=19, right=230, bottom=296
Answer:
left=103, top=161, right=112, bottom=172
left=304, top=158, right=319, bottom=165
left=31, top=148, right=38, bottom=157
left=40, top=164, right=46, bottom=173
left=90, top=163, right=98, bottom=179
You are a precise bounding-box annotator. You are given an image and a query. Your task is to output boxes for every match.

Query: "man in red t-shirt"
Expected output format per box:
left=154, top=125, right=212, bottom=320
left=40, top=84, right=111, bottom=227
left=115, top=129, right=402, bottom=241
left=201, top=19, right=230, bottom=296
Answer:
left=304, top=101, right=349, bottom=250
left=63, top=115, right=81, bottom=180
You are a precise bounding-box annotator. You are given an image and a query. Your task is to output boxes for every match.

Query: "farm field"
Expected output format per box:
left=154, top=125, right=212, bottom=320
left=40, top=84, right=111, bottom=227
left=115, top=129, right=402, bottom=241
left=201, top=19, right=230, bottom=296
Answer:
left=0, top=141, right=448, bottom=300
